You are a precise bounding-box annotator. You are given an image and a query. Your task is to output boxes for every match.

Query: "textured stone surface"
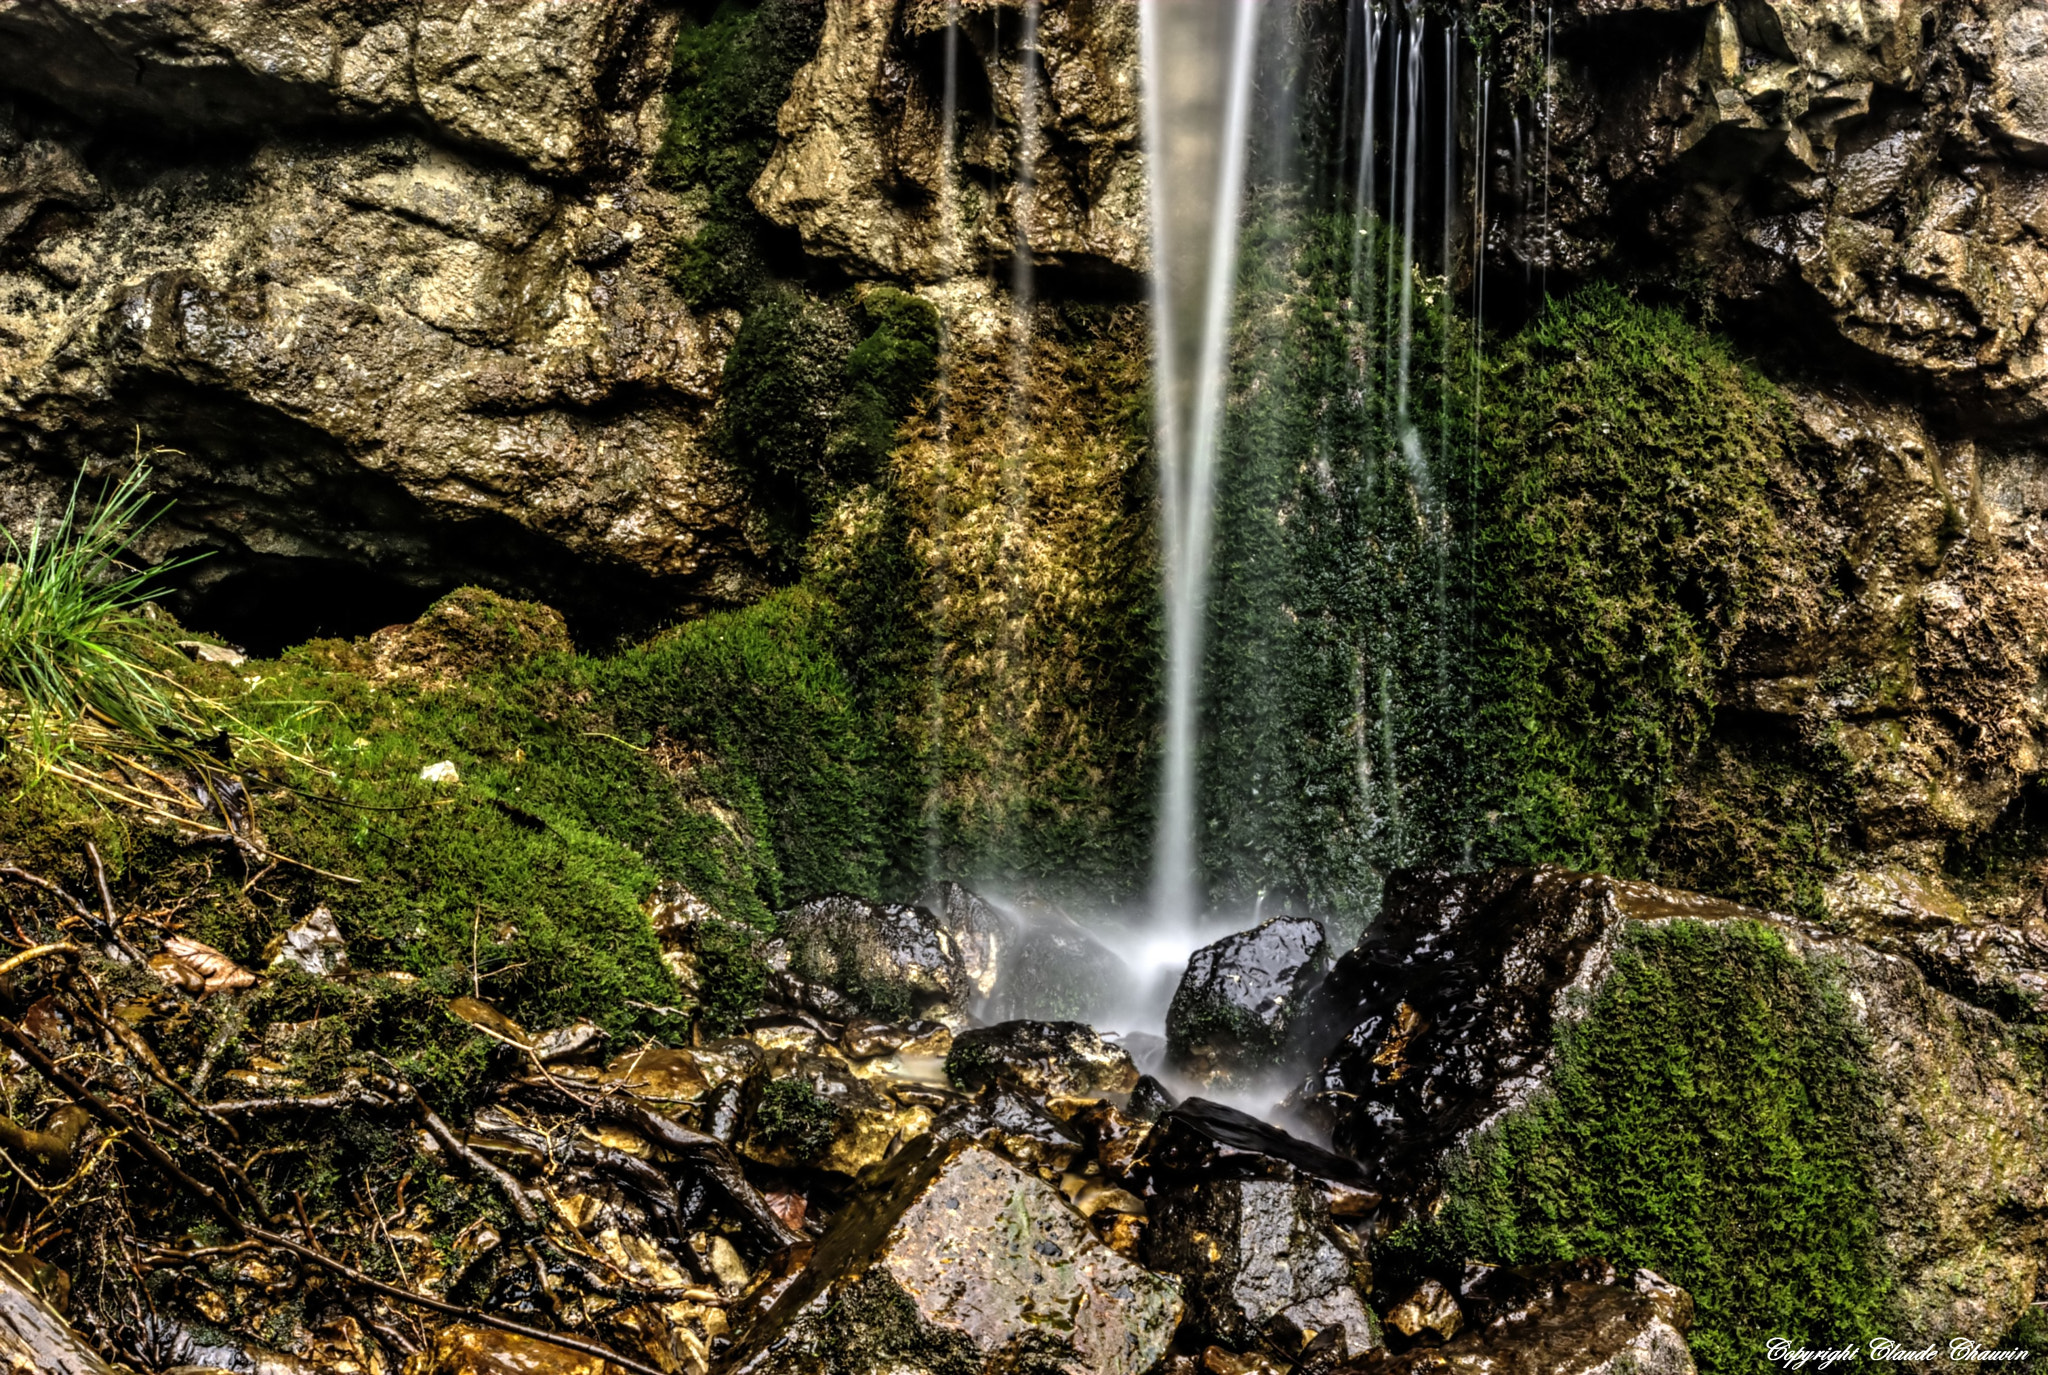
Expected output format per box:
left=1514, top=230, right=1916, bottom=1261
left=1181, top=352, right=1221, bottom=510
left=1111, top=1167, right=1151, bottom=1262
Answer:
left=1142, top=1177, right=1379, bottom=1359
left=754, top=0, right=1147, bottom=283
left=0, top=1258, right=114, bottom=1375
left=947, top=1018, right=1139, bottom=1098
left=728, top=1139, right=1183, bottom=1375
left=776, top=893, right=975, bottom=1023
left=1166, top=914, right=1329, bottom=1084
left=0, top=4, right=764, bottom=640
left=1294, top=865, right=2048, bottom=1351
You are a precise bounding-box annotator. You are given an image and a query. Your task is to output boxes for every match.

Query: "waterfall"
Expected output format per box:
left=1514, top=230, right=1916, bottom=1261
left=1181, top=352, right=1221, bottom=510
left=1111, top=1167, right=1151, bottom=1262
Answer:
left=1141, top=0, right=1262, bottom=928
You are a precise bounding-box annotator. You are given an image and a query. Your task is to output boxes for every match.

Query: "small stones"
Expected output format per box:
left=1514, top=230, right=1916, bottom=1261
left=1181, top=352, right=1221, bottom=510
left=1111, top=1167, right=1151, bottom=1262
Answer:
left=263, top=905, right=348, bottom=978
left=172, top=638, right=246, bottom=666
left=945, top=1020, right=1140, bottom=1099
left=1384, top=1277, right=1462, bottom=1343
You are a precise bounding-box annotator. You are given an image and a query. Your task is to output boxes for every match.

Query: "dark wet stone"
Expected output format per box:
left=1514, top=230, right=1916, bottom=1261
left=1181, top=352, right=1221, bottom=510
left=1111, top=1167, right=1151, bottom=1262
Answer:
left=776, top=894, right=971, bottom=1023
left=931, top=1086, right=1084, bottom=1172
left=1291, top=866, right=1755, bottom=1206
left=1134, top=1098, right=1376, bottom=1199
left=1128, top=1073, right=1180, bottom=1122
left=946, top=1019, right=1139, bottom=1099
left=1361, top=1261, right=1695, bottom=1373
left=1166, top=915, right=1329, bottom=1084
left=982, top=912, right=1128, bottom=1023
left=726, top=1138, right=1182, bottom=1375
left=1065, top=1099, right=1153, bottom=1178
left=1142, top=1175, right=1379, bottom=1359
left=839, top=1019, right=910, bottom=1059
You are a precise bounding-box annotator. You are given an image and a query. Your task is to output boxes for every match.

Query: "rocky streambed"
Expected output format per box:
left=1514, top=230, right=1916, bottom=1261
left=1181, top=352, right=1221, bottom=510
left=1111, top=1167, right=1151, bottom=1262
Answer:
left=3, top=853, right=2038, bottom=1375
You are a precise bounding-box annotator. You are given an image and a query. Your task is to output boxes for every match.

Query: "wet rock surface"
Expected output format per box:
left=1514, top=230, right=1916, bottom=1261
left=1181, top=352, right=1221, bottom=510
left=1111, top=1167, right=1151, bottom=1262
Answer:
left=727, top=1137, right=1183, bottom=1375
left=1167, top=914, right=1328, bottom=1085
left=775, top=894, right=974, bottom=1024
left=0, top=1256, right=115, bottom=1375
left=1360, top=1262, right=1696, bottom=1374
left=1143, top=1176, right=1380, bottom=1359
left=946, top=1018, right=1140, bottom=1098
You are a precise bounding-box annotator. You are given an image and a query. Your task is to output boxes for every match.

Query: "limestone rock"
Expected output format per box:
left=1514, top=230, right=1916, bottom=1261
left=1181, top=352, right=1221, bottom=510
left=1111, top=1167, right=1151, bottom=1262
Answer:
left=754, top=0, right=1147, bottom=283
left=946, top=1019, right=1139, bottom=1098
left=1166, top=914, right=1329, bottom=1084
left=0, top=1257, right=115, bottom=1375
left=263, top=905, right=348, bottom=977
left=0, top=80, right=761, bottom=641
left=727, top=1138, right=1183, bottom=1375
left=1142, top=1176, right=1380, bottom=1359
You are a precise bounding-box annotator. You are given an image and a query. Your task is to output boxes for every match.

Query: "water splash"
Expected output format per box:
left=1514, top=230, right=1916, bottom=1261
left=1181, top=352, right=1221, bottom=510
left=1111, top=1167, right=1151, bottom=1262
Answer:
left=1141, top=0, right=1262, bottom=928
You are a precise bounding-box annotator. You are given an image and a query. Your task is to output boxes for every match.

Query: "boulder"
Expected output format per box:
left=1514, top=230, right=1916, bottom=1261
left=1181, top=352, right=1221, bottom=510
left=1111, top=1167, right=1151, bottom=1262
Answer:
left=726, top=1138, right=1183, bottom=1375
left=1166, top=914, right=1328, bottom=1084
left=918, top=880, right=1011, bottom=1001
left=1294, top=865, right=2048, bottom=1355
left=930, top=1086, right=1084, bottom=1172
left=775, top=894, right=973, bottom=1023
left=946, top=1020, right=1139, bottom=1099
left=1366, top=1261, right=1695, bottom=1374
left=1133, top=1099, right=1376, bottom=1202
left=1142, top=1176, right=1380, bottom=1360
left=981, top=911, right=1130, bottom=1023
left=739, top=1054, right=931, bottom=1178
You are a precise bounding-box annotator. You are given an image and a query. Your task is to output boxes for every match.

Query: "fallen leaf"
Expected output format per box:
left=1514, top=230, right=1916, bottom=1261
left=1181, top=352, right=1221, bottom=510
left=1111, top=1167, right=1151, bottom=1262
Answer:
left=158, top=936, right=257, bottom=995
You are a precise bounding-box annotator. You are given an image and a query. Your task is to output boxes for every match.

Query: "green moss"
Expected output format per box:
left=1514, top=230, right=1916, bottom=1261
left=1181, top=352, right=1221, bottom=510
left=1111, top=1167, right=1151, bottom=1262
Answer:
left=1387, top=920, right=1890, bottom=1374
left=1467, top=283, right=1800, bottom=876
left=656, top=0, right=823, bottom=309
left=754, top=1076, right=839, bottom=1160
left=719, top=287, right=942, bottom=561
left=689, top=919, right=770, bottom=1034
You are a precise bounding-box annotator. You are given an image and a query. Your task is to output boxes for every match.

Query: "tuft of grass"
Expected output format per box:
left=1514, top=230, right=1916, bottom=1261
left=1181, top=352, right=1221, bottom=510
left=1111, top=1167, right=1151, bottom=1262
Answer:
left=0, top=460, right=191, bottom=771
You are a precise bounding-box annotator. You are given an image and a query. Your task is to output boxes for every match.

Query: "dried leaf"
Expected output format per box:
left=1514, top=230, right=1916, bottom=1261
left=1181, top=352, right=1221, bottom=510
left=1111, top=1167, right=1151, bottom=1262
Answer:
left=159, top=936, right=256, bottom=994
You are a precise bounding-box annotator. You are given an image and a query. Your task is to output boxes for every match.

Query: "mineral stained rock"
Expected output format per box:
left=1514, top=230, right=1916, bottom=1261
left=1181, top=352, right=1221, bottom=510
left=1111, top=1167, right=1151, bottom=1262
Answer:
left=946, top=1018, right=1140, bottom=1098
left=1295, top=864, right=2048, bottom=1350
left=1166, top=914, right=1328, bottom=1084
left=728, top=1138, right=1183, bottom=1375
left=754, top=0, right=1147, bottom=283
left=1142, top=1176, right=1380, bottom=1359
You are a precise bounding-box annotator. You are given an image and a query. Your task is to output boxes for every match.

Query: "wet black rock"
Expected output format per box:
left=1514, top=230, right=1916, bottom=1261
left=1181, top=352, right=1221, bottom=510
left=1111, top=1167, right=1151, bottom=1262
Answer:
left=1134, top=1098, right=1376, bottom=1200
left=1143, top=1175, right=1380, bottom=1359
left=1128, top=1073, right=1179, bottom=1122
left=1167, top=914, right=1328, bottom=1084
left=931, top=1086, right=1084, bottom=1172
left=919, top=880, right=1012, bottom=1002
left=946, top=1020, right=1139, bottom=1099
left=1364, top=1261, right=1695, bottom=1373
left=775, top=894, right=971, bottom=1024
left=1291, top=866, right=1734, bottom=1203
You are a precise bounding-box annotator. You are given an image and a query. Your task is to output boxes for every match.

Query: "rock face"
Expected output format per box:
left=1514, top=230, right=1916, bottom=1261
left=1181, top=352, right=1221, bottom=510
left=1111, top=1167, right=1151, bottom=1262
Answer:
left=0, top=0, right=763, bottom=644
left=1143, top=1178, right=1380, bottom=1360
left=1166, top=914, right=1328, bottom=1084
left=754, top=0, right=1147, bottom=283
left=1294, top=865, right=2048, bottom=1351
left=727, top=1138, right=1183, bottom=1375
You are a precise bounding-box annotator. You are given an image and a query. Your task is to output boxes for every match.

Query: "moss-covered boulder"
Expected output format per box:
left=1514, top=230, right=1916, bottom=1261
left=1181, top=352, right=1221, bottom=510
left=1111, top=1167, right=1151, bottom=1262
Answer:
left=1164, top=914, right=1327, bottom=1085
left=1295, top=866, right=2048, bottom=1373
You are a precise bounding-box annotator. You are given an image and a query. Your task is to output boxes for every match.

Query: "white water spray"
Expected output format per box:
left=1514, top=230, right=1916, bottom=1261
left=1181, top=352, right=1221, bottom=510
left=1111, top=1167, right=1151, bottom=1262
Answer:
left=1141, top=0, right=1262, bottom=930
